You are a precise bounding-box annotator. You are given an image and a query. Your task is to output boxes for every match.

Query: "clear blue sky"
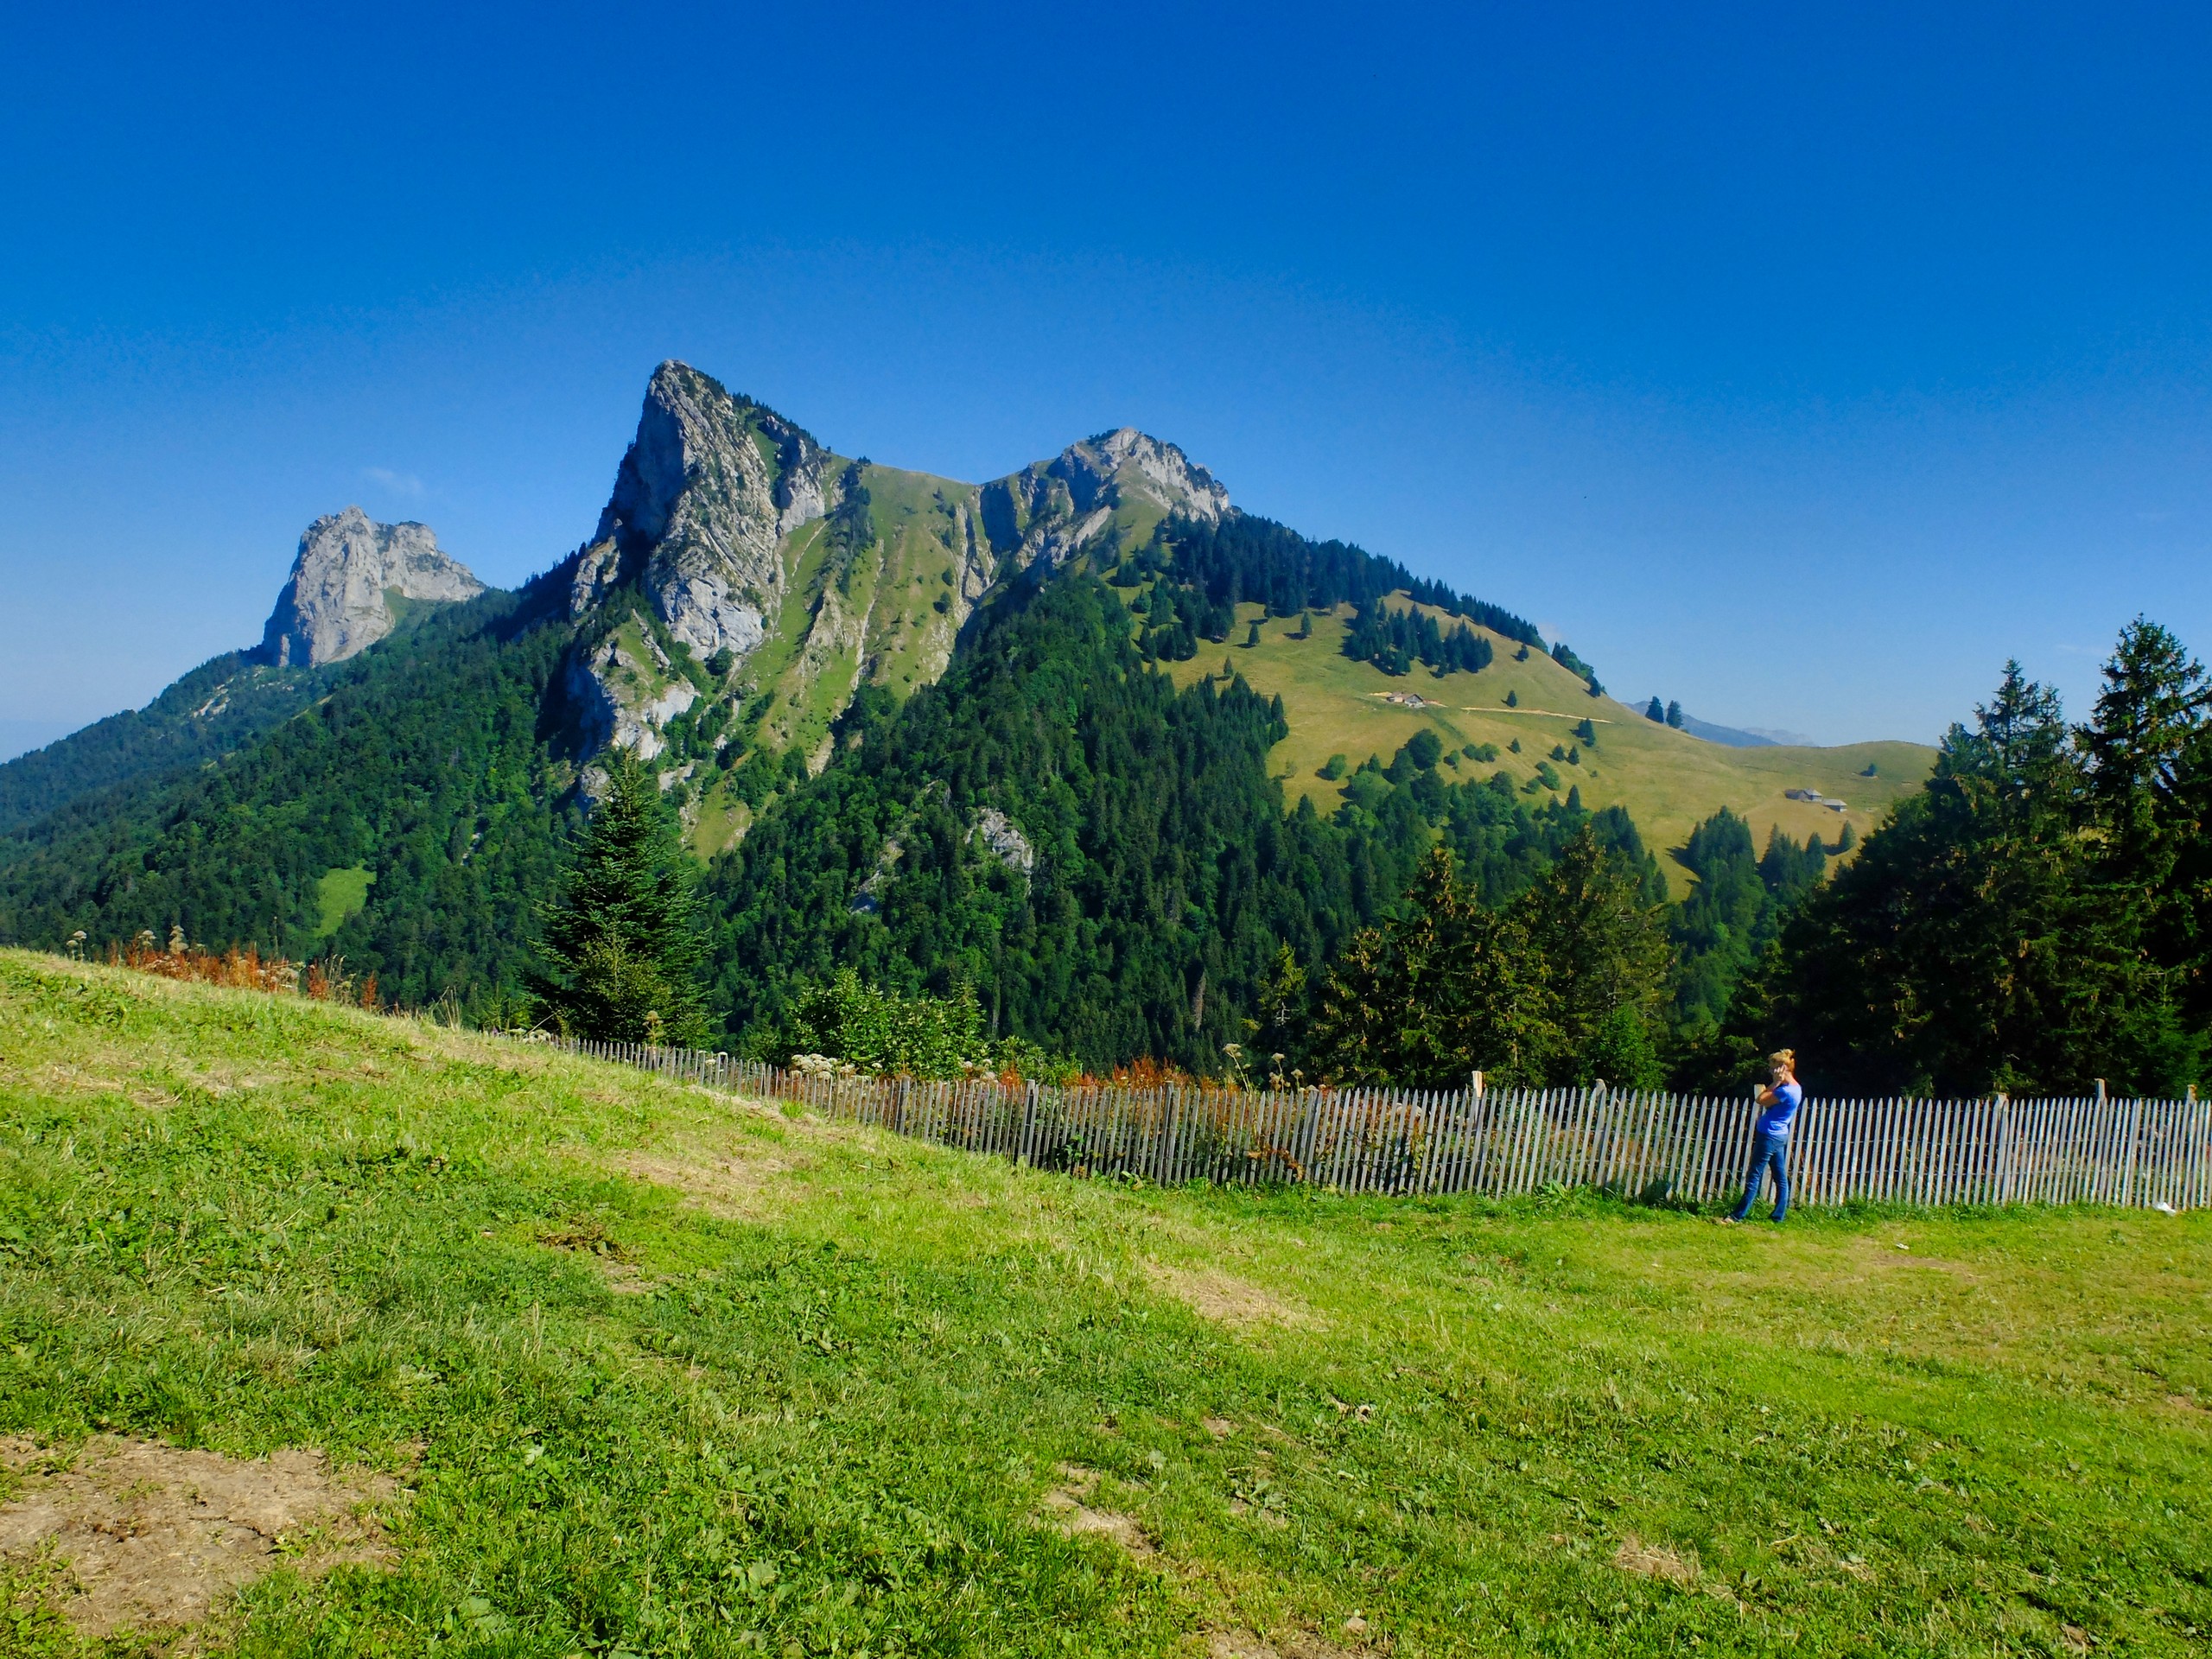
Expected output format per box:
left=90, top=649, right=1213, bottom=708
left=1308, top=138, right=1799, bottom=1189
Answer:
left=4, top=2, right=2210, bottom=755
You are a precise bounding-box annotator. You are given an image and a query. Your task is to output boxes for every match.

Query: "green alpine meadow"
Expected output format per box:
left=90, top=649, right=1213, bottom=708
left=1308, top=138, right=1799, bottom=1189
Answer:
left=5, top=359, right=2212, bottom=1655
left=3, top=952, right=2208, bottom=1657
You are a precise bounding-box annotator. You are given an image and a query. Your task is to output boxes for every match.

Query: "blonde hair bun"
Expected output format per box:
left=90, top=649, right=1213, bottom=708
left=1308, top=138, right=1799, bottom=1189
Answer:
left=1769, top=1048, right=1796, bottom=1069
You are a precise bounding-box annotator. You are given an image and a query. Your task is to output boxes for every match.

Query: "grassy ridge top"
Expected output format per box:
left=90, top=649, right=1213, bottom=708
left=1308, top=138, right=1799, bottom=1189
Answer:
left=1163, top=603, right=1935, bottom=891
left=2, top=953, right=2205, bottom=1655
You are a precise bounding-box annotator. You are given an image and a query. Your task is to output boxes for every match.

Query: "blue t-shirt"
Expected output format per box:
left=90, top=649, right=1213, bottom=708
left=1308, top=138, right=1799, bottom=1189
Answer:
left=1757, top=1081, right=1803, bottom=1139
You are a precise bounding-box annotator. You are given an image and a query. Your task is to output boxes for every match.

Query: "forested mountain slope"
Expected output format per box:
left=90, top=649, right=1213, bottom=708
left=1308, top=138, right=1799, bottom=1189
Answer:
left=0, top=583, right=578, bottom=1008
left=0, top=507, right=486, bottom=833
left=0, top=359, right=1934, bottom=1052
left=703, top=575, right=1652, bottom=1066
left=0, top=652, right=327, bottom=835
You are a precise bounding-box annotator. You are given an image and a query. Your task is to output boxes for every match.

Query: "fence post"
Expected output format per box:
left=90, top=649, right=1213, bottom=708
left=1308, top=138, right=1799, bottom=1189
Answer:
left=1295, top=1089, right=1324, bottom=1189
left=1993, top=1094, right=2012, bottom=1205
left=2121, top=1094, right=2145, bottom=1208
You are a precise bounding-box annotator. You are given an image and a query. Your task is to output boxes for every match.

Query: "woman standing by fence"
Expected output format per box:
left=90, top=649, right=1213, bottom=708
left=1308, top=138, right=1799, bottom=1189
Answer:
left=1721, top=1048, right=1802, bottom=1224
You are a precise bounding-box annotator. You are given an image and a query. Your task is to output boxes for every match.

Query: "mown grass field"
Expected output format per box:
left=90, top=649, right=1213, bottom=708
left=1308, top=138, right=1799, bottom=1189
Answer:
left=1162, top=607, right=1934, bottom=892
left=3, top=951, right=2207, bottom=1656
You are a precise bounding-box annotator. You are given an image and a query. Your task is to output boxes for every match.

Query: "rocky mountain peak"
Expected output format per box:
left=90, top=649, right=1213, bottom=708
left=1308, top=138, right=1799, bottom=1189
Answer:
left=569, top=361, right=836, bottom=659
left=978, top=426, right=1232, bottom=576
left=259, top=506, right=483, bottom=668
left=1054, top=429, right=1230, bottom=524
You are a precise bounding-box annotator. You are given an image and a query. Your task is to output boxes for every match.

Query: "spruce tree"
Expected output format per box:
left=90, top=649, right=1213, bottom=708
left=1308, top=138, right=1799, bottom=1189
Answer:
left=532, top=753, right=709, bottom=1046
left=2081, top=619, right=2212, bottom=1027
left=1516, top=829, right=1672, bottom=1086
left=1768, top=659, right=2199, bottom=1094
left=1646, top=696, right=1665, bottom=722
left=1666, top=700, right=1684, bottom=728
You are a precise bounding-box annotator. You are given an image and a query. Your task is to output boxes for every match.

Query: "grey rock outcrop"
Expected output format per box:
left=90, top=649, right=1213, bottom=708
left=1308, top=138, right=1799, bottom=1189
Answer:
left=975, top=427, right=1230, bottom=579
left=1058, top=428, right=1230, bottom=525
left=573, top=361, right=837, bottom=661
left=971, top=806, right=1036, bottom=875
left=259, top=507, right=483, bottom=668
left=555, top=362, right=838, bottom=762
left=563, top=629, right=698, bottom=763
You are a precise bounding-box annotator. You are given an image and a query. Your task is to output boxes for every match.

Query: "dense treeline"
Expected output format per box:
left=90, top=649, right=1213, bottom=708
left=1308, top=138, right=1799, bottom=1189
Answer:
left=1303, top=835, right=1673, bottom=1089
left=702, top=575, right=1626, bottom=1070
left=1741, top=625, right=2212, bottom=1096
left=1340, top=601, right=1496, bottom=677
left=0, top=652, right=326, bottom=835
left=1669, top=810, right=1824, bottom=1032
left=0, top=584, right=580, bottom=1016
left=1156, top=512, right=1544, bottom=645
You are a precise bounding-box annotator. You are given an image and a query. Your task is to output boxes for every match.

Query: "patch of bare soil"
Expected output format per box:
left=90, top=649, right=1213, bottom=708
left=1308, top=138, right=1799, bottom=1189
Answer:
left=1206, top=1630, right=1379, bottom=1659
left=609, top=1141, right=800, bottom=1221
left=0, top=1436, right=399, bottom=1640
left=1040, top=1464, right=1153, bottom=1558
left=1144, top=1262, right=1318, bottom=1332
left=1613, top=1532, right=1700, bottom=1585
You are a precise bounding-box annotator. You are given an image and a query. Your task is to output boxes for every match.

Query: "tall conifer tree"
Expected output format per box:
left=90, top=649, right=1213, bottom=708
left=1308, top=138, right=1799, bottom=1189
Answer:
left=532, top=753, right=709, bottom=1045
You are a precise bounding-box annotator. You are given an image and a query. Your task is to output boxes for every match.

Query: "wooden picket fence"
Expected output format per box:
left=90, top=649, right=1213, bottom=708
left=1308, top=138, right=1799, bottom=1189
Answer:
left=534, top=1037, right=2212, bottom=1211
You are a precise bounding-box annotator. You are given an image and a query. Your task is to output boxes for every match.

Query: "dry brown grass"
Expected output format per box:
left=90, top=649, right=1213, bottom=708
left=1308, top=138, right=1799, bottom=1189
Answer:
left=1144, top=1261, right=1319, bottom=1332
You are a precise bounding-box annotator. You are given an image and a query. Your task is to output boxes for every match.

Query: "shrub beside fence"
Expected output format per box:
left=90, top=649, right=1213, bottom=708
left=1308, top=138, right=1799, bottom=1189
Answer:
left=534, top=1037, right=2212, bottom=1211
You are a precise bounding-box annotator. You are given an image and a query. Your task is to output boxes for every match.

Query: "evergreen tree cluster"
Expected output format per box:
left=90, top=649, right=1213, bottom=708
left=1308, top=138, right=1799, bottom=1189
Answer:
left=1740, top=624, right=2212, bottom=1096
left=1300, top=836, right=1672, bottom=1090
left=701, top=576, right=1632, bottom=1071
left=531, top=752, right=708, bottom=1046
left=1667, top=810, right=1823, bottom=1039
left=1128, top=578, right=1224, bottom=660
left=1157, top=512, right=1544, bottom=645
left=1549, top=642, right=1603, bottom=697
left=1339, top=601, right=1496, bottom=677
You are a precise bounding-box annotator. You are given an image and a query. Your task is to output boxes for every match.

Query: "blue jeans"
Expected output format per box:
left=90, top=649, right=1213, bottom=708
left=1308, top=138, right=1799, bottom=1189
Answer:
left=1731, top=1130, right=1790, bottom=1221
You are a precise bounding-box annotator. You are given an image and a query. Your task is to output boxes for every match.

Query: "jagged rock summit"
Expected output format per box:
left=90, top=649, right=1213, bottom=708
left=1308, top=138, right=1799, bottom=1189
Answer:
left=988, top=427, right=1230, bottom=569
left=259, top=507, right=484, bottom=668
left=564, top=361, right=836, bottom=655
left=554, top=361, right=1234, bottom=773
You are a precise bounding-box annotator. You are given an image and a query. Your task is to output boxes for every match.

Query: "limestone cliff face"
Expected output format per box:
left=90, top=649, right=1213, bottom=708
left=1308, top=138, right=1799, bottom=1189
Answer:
left=572, top=360, right=836, bottom=658
left=974, top=427, right=1230, bottom=581
left=557, top=362, right=842, bottom=762
left=563, top=629, right=697, bottom=762
left=259, top=507, right=483, bottom=668
left=554, top=362, right=1236, bottom=781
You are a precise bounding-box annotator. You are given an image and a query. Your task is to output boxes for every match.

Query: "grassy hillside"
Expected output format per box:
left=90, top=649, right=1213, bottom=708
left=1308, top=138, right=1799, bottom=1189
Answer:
left=1160, top=601, right=1935, bottom=892
left=692, top=463, right=976, bottom=857
left=3, top=951, right=2205, bottom=1656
